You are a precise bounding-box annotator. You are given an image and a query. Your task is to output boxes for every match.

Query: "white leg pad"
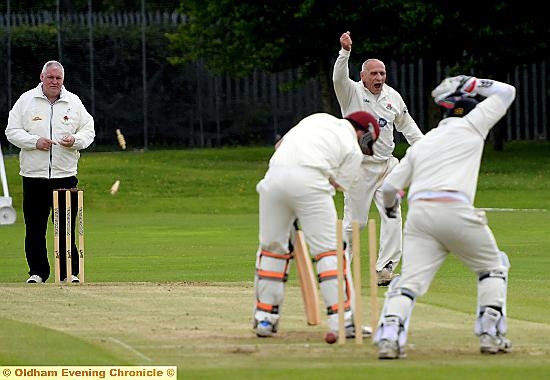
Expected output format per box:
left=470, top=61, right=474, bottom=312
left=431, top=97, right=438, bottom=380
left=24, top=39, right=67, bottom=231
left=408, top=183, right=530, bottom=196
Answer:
left=476, top=261, right=508, bottom=336
left=253, top=249, right=291, bottom=325
left=375, top=284, right=416, bottom=348
left=477, top=271, right=507, bottom=312
left=317, top=253, right=354, bottom=330
left=475, top=307, right=506, bottom=336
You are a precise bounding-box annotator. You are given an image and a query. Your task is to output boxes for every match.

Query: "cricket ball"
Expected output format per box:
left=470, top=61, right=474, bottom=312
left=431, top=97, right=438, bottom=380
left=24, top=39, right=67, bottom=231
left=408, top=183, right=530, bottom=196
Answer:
left=324, top=331, right=338, bottom=344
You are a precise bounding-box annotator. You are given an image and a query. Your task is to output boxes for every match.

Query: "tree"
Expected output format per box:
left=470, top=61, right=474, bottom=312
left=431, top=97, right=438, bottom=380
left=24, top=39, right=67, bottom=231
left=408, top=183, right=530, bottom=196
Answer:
left=167, top=0, right=372, bottom=114
left=0, top=0, right=181, bottom=12
left=168, top=0, right=548, bottom=148
left=384, top=0, right=549, bottom=148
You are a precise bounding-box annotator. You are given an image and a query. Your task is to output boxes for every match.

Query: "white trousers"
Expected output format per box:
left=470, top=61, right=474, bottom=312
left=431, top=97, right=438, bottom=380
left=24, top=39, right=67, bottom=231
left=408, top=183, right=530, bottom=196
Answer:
left=254, top=166, right=354, bottom=330
left=383, top=201, right=509, bottom=321
left=343, top=157, right=402, bottom=271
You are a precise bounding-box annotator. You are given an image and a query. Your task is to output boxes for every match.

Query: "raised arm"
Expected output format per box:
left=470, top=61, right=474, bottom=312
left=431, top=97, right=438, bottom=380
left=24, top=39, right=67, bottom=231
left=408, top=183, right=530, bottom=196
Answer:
left=432, top=76, right=516, bottom=109
left=333, top=31, right=353, bottom=84
left=333, top=31, right=357, bottom=116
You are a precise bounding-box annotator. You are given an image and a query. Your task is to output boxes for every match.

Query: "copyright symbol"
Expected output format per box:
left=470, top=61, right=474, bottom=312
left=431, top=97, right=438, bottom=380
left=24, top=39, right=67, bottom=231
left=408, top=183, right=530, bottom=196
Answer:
left=3, top=369, right=11, bottom=376
left=167, top=368, right=175, bottom=377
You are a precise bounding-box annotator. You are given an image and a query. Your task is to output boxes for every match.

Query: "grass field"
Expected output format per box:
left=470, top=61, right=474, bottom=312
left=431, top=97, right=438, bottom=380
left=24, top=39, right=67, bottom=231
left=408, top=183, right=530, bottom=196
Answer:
left=1, top=141, right=549, bottom=379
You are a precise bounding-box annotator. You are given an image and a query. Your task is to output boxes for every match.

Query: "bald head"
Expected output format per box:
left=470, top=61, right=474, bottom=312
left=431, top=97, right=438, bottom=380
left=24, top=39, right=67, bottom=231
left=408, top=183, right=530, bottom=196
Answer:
left=360, top=59, right=386, bottom=95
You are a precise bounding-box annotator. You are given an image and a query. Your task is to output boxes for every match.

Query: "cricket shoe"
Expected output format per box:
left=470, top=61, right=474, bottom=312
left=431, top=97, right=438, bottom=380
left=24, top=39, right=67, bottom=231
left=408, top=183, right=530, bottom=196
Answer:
left=255, top=320, right=276, bottom=338
left=480, top=333, right=512, bottom=354
left=325, top=325, right=372, bottom=344
left=345, top=324, right=372, bottom=338
left=26, top=275, right=43, bottom=284
left=377, top=339, right=407, bottom=359
left=61, top=275, right=80, bottom=283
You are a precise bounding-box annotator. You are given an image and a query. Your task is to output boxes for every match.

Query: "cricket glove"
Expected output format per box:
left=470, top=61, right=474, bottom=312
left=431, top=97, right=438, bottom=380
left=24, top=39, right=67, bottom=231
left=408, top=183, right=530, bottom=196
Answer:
left=385, top=190, right=405, bottom=218
left=432, top=75, right=477, bottom=104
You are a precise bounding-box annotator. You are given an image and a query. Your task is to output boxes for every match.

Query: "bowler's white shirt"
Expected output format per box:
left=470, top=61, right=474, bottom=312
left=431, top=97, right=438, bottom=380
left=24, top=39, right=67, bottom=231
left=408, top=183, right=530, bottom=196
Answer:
left=333, top=48, right=423, bottom=162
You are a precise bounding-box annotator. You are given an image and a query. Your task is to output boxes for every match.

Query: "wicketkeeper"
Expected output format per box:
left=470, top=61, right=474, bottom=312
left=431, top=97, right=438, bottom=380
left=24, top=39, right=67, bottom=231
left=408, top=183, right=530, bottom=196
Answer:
left=374, top=75, right=516, bottom=359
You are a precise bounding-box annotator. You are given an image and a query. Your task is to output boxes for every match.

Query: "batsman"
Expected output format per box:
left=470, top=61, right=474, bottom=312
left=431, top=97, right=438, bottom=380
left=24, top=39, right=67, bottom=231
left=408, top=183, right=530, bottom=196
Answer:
left=252, top=111, right=379, bottom=340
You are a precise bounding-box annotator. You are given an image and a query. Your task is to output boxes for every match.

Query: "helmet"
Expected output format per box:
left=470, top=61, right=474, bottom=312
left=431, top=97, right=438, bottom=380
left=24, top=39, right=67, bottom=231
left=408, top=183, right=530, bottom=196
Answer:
left=345, top=111, right=380, bottom=138
left=344, top=111, right=380, bottom=156
left=438, top=95, right=479, bottom=118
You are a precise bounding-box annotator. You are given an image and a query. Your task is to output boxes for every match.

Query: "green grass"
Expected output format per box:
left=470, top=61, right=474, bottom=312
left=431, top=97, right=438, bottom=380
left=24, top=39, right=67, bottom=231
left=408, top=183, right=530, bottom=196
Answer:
left=0, top=141, right=549, bottom=379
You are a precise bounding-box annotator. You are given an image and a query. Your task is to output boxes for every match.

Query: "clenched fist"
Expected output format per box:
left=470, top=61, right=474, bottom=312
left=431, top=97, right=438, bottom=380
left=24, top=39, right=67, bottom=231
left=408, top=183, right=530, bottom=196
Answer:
left=340, top=31, right=352, bottom=51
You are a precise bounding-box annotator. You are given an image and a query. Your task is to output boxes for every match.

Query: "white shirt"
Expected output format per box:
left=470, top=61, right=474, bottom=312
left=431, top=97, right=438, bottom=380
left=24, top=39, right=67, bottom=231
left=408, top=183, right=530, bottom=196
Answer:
left=385, top=94, right=510, bottom=205
left=333, top=48, right=423, bottom=162
left=270, top=113, right=363, bottom=192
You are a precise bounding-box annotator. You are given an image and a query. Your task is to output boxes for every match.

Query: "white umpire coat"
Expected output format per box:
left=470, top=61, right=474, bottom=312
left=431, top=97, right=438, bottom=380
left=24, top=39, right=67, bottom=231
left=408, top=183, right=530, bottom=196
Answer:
left=6, top=83, right=95, bottom=178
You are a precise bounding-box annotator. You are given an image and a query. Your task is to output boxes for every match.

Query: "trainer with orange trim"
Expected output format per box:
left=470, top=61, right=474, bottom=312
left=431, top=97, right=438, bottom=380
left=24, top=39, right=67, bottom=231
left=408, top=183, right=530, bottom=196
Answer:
left=252, top=111, right=379, bottom=340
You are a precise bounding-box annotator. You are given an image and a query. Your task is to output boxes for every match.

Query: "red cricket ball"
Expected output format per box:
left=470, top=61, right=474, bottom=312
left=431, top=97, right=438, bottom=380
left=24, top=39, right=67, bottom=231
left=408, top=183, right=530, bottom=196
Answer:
left=324, top=331, right=338, bottom=344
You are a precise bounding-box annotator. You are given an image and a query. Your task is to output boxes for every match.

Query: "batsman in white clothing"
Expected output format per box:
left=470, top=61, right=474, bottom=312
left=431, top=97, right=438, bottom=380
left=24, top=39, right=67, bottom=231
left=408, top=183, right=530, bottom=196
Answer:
left=374, top=75, right=516, bottom=359
left=253, top=111, right=379, bottom=339
left=333, top=31, right=424, bottom=286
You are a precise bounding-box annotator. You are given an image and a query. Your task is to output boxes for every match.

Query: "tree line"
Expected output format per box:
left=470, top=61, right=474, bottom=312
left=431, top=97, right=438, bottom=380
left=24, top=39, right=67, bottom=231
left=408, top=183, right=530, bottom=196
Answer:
left=1, top=1, right=548, bottom=150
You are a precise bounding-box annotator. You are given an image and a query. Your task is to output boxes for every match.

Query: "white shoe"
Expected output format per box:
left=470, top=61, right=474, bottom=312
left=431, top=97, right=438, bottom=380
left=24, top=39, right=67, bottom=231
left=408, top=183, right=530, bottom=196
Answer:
left=377, top=339, right=406, bottom=359
left=26, top=275, right=43, bottom=284
left=480, top=333, right=512, bottom=354
left=61, top=275, right=80, bottom=283
left=255, top=320, right=275, bottom=337
left=325, top=325, right=372, bottom=343
left=345, top=324, right=372, bottom=338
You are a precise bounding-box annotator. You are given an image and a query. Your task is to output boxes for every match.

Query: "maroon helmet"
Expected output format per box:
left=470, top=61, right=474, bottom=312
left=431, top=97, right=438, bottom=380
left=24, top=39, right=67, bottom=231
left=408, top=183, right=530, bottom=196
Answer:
left=345, top=111, right=380, bottom=155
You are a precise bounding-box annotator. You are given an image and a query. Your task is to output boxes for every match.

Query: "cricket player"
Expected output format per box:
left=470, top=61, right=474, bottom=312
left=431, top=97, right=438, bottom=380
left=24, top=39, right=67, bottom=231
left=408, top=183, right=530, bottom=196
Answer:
left=253, top=111, right=379, bottom=339
left=374, top=75, right=516, bottom=359
left=333, top=31, right=424, bottom=286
